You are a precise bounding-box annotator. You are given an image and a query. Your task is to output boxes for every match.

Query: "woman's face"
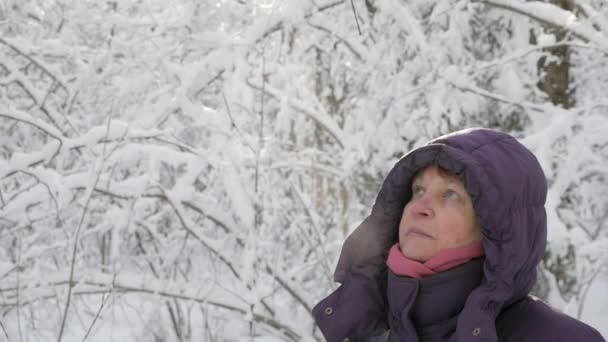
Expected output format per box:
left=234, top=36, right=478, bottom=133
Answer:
left=398, top=165, right=481, bottom=262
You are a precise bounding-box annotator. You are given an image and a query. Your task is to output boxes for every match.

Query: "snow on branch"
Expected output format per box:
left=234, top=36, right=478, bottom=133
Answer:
left=0, top=121, right=162, bottom=179
left=307, top=17, right=369, bottom=61
left=270, top=161, right=343, bottom=178
left=0, top=36, right=71, bottom=94
left=443, top=66, right=547, bottom=113
left=63, top=121, right=162, bottom=150
left=381, top=0, right=430, bottom=54
left=248, top=79, right=346, bottom=148
left=0, top=57, right=73, bottom=135
left=574, top=0, right=608, bottom=34
left=0, top=109, right=65, bottom=142
left=471, top=42, right=604, bottom=77
left=477, top=0, right=608, bottom=50
left=250, top=0, right=346, bottom=44
left=0, top=141, right=61, bottom=179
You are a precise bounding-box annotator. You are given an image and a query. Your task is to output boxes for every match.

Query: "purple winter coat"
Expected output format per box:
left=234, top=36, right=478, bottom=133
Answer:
left=312, top=128, right=605, bottom=342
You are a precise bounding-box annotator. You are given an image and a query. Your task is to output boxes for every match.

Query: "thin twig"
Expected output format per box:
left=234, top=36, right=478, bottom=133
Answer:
left=167, top=301, right=182, bottom=342
left=290, top=182, right=334, bottom=284
left=193, top=70, right=225, bottom=100
left=16, top=236, right=23, bottom=342
left=18, top=170, right=60, bottom=221
left=350, top=0, right=362, bottom=35
left=40, top=80, right=57, bottom=111
left=64, top=89, right=82, bottom=135
left=576, top=265, right=604, bottom=319
left=57, top=117, right=112, bottom=342
left=256, top=47, right=266, bottom=195
left=0, top=112, right=64, bottom=143
left=306, top=20, right=365, bottom=60
left=222, top=93, right=256, bottom=155
left=81, top=291, right=112, bottom=342
left=0, top=318, right=9, bottom=341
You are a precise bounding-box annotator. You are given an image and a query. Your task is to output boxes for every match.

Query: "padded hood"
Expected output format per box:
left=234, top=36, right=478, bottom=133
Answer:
left=335, top=128, right=548, bottom=341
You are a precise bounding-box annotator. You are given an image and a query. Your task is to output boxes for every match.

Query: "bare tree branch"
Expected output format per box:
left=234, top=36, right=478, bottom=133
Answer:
left=16, top=236, right=23, bottom=342
left=17, top=169, right=60, bottom=221
left=1, top=276, right=304, bottom=342
left=290, top=181, right=334, bottom=284
left=81, top=291, right=112, bottom=342
left=350, top=0, right=362, bottom=35
left=306, top=19, right=366, bottom=60
left=0, top=318, right=9, bottom=342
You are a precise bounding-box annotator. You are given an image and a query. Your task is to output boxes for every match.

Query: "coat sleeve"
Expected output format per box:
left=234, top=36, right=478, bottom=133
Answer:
left=312, top=271, right=388, bottom=342
left=497, top=297, right=607, bottom=342
left=555, top=318, right=606, bottom=342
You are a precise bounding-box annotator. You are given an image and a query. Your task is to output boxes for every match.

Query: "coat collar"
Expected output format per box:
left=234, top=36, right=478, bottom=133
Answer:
left=387, top=258, right=484, bottom=340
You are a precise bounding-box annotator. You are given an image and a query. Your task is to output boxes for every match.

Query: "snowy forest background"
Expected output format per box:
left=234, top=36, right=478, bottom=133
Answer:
left=1, top=0, right=607, bottom=341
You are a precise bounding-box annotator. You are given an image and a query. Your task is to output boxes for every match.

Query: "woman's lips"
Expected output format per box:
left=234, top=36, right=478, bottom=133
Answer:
left=406, top=228, right=433, bottom=239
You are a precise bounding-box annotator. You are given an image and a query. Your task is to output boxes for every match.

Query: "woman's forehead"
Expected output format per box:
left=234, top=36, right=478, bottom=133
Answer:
left=413, top=164, right=462, bottom=185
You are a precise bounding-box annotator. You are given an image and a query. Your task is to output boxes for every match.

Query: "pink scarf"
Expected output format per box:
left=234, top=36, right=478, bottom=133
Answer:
left=386, top=242, right=484, bottom=279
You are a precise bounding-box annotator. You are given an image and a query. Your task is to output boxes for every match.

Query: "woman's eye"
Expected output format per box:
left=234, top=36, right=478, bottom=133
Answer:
left=445, top=189, right=460, bottom=201
left=412, top=185, right=424, bottom=196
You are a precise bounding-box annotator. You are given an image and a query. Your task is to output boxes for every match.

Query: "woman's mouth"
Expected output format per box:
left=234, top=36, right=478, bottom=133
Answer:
left=406, top=228, right=433, bottom=239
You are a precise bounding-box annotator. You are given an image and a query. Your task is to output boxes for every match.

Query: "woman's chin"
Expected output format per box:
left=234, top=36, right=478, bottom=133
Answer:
left=400, top=244, right=434, bottom=262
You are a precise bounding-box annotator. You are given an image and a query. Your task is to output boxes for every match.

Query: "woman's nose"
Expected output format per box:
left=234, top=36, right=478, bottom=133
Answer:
left=410, top=196, right=434, bottom=218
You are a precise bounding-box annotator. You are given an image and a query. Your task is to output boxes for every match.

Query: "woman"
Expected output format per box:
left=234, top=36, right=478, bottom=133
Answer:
left=312, top=128, right=605, bottom=341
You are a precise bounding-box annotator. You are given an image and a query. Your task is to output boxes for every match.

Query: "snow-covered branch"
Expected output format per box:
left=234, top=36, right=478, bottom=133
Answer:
left=0, top=110, right=65, bottom=143
left=443, top=66, right=547, bottom=113
left=307, top=17, right=368, bottom=61
left=248, top=79, right=346, bottom=148
left=0, top=37, right=71, bottom=94
left=0, top=122, right=162, bottom=179
left=477, top=0, right=608, bottom=50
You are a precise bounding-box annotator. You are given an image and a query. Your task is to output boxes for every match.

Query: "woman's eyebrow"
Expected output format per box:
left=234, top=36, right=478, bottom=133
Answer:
left=411, top=177, right=427, bottom=187
left=438, top=175, right=465, bottom=188
left=444, top=178, right=461, bottom=185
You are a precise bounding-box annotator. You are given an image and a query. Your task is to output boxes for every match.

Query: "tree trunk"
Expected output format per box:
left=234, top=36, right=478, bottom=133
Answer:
left=536, top=0, right=576, bottom=109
